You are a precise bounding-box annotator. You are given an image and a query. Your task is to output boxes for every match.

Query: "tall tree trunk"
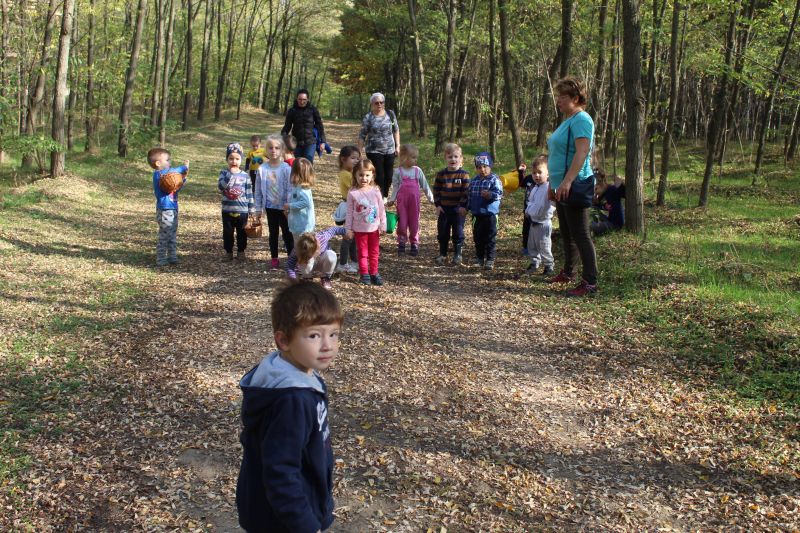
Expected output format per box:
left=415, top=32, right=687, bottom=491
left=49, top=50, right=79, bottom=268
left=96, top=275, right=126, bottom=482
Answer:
left=22, top=0, right=59, bottom=168
left=408, top=0, right=426, bottom=137
left=214, top=0, right=236, bottom=121
left=699, top=4, right=738, bottom=207
left=535, top=46, right=561, bottom=148
left=236, top=0, right=261, bottom=119
left=50, top=0, right=75, bottom=177
left=434, top=0, right=456, bottom=155
left=497, top=0, right=523, bottom=165
left=0, top=0, right=8, bottom=161
left=589, top=0, right=608, bottom=122
left=448, top=0, right=477, bottom=141
left=272, top=9, right=291, bottom=114
left=560, top=0, right=574, bottom=77
left=604, top=0, right=621, bottom=159
left=282, top=32, right=298, bottom=114
left=257, top=2, right=274, bottom=110
left=656, top=0, right=681, bottom=206
left=158, top=0, right=176, bottom=144
left=753, top=0, right=800, bottom=176
left=487, top=0, right=497, bottom=158
left=66, top=4, right=79, bottom=152
left=786, top=101, right=800, bottom=160
left=84, top=0, right=98, bottom=152
left=645, top=0, right=666, bottom=182
left=118, top=0, right=147, bottom=157
left=621, top=0, right=645, bottom=233
left=181, top=0, right=195, bottom=129
left=197, top=0, right=212, bottom=120
left=149, top=0, right=166, bottom=126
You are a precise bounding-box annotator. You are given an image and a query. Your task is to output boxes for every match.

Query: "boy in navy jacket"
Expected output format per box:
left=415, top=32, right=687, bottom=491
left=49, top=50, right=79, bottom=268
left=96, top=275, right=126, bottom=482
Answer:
left=237, top=280, right=343, bottom=533
left=467, top=152, right=503, bottom=270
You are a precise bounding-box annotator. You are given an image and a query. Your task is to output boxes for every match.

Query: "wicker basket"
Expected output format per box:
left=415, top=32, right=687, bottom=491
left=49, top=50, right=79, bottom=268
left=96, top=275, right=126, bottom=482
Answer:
left=158, top=172, right=184, bottom=194
left=244, top=216, right=263, bottom=238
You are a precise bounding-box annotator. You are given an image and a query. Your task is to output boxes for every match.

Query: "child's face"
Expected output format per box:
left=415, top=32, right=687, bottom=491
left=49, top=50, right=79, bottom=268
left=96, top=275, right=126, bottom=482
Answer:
left=476, top=164, right=492, bottom=177
left=227, top=152, right=242, bottom=168
left=531, top=164, right=548, bottom=185
left=266, top=140, right=282, bottom=161
left=445, top=150, right=463, bottom=171
left=403, top=154, right=418, bottom=167
left=357, top=170, right=374, bottom=188
left=277, top=323, right=340, bottom=374
left=150, top=153, right=170, bottom=170
left=251, top=139, right=261, bottom=149
left=343, top=151, right=360, bottom=171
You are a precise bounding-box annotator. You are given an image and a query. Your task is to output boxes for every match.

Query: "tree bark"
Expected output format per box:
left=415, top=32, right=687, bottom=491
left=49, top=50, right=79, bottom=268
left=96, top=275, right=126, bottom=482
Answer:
left=236, top=0, right=262, bottom=119
left=699, top=4, right=738, bottom=207
left=753, top=0, right=800, bottom=176
left=181, top=0, right=195, bottom=129
left=656, top=0, right=680, bottom=206
left=588, top=0, right=608, bottom=122
left=118, top=0, right=147, bottom=157
left=786, top=101, right=800, bottom=160
left=66, top=3, right=79, bottom=152
left=214, top=0, right=236, bottom=121
left=487, top=0, right=497, bottom=159
left=497, top=0, right=523, bottom=165
left=645, top=0, right=666, bottom=182
left=535, top=45, right=561, bottom=148
left=408, top=0, right=426, bottom=137
left=149, top=0, right=166, bottom=126
left=84, top=0, right=98, bottom=152
left=434, top=0, right=456, bottom=155
left=158, top=0, right=176, bottom=144
left=272, top=8, right=291, bottom=114
left=197, top=0, right=212, bottom=120
left=621, top=0, right=645, bottom=233
left=50, top=0, right=75, bottom=177
left=22, top=0, right=59, bottom=168
left=604, top=0, right=620, bottom=159
left=559, top=0, right=574, bottom=77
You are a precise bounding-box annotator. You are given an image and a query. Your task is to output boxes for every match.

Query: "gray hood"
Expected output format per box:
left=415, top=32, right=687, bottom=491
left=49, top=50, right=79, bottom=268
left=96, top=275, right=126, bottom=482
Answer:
left=242, top=350, right=324, bottom=393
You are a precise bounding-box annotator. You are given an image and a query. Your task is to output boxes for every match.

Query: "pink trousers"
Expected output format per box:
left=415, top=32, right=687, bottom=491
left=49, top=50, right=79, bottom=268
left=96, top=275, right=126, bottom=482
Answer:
left=396, top=180, right=421, bottom=245
left=354, top=230, right=380, bottom=275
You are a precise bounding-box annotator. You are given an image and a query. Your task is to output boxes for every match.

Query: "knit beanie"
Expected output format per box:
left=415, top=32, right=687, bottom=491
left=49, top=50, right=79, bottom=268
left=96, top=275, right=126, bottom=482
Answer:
left=226, top=142, right=244, bottom=158
left=474, top=152, right=493, bottom=168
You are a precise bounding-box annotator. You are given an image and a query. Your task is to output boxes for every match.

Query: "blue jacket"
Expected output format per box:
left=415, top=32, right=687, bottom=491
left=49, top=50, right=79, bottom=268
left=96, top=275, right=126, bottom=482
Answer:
left=152, top=165, right=188, bottom=210
left=467, top=173, right=503, bottom=215
left=237, top=352, right=334, bottom=533
left=288, top=186, right=315, bottom=234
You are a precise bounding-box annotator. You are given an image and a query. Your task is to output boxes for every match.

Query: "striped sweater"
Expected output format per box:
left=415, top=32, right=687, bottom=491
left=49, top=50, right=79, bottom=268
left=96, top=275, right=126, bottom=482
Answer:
left=433, top=167, right=471, bottom=209
left=218, top=169, right=255, bottom=214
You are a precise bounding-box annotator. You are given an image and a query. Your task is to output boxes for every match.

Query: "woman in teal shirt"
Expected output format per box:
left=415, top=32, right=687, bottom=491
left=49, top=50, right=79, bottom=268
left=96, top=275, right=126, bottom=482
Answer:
left=547, top=77, right=598, bottom=296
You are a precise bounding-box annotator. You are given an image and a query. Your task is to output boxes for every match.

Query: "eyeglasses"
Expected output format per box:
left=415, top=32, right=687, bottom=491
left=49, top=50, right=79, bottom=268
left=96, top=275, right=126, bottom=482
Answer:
left=373, top=101, right=385, bottom=105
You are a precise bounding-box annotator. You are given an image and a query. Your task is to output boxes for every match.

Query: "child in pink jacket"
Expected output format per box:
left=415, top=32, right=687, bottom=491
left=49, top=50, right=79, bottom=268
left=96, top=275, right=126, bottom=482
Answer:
left=387, top=144, right=433, bottom=257
left=345, top=159, right=386, bottom=286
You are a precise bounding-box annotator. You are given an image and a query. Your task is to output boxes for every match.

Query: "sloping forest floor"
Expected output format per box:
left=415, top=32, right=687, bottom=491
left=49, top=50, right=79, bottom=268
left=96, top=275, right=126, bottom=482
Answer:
left=1, top=109, right=797, bottom=531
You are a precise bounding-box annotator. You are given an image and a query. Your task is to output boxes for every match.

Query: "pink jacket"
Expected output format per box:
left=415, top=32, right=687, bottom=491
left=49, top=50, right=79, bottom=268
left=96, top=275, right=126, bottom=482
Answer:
left=345, top=186, right=386, bottom=233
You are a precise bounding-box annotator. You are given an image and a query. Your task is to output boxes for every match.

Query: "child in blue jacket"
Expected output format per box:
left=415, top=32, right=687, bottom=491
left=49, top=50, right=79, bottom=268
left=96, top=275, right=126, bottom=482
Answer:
left=467, top=152, right=503, bottom=269
left=148, top=147, right=189, bottom=266
left=237, top=280, right=343, bottom=533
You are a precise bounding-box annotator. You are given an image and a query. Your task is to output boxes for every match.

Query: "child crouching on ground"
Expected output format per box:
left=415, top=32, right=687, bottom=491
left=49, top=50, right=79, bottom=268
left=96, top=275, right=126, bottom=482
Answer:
left=523, top=155, right=555, bottom=275
left=285, top=227, right=347, bottom=290
left=467, top=152, right=503, bottom=270
left=236, top=280, right=341, bottom=532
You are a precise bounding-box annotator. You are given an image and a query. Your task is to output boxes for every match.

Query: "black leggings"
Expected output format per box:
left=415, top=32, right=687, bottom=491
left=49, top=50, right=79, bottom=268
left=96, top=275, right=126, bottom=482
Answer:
left=222, top=212, right=247, bottom=253
left=366, top=152, right=395, bottom=198
left=265, top=208, right=294, bottom=258
left=555, top=202, right=597, bottom=284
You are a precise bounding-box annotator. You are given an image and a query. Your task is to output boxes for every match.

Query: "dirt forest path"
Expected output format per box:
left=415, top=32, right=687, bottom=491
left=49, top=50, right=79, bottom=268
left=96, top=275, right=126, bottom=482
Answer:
left=2, top=108, right=797, bottom=531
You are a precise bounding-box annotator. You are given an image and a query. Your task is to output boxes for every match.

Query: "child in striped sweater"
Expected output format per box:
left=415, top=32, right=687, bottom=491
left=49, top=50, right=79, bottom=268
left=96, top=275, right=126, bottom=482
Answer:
left=218, top=143, right=255, bottom=260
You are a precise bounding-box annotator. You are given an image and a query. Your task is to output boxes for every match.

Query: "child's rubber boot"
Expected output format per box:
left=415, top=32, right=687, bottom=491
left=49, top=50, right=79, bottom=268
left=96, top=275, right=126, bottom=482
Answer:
left=409, top=244, right=419, bottom=257
left=452, top=245, right=463, bottom=265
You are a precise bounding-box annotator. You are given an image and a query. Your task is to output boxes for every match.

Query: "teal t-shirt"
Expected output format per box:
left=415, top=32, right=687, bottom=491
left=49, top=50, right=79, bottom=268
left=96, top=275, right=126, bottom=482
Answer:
left=547, top=110, right=595, bottom=189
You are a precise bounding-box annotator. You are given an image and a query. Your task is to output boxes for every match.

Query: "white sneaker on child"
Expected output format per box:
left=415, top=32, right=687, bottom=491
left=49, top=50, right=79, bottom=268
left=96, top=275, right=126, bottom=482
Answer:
left=345, top=262, right=359, bottom=273
left=335, top=264, right=347, bottom=274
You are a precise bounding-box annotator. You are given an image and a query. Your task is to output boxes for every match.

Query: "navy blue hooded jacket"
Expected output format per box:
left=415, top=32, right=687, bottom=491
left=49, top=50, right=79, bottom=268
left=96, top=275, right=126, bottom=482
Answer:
left=236, top=351, right=334, bottom=533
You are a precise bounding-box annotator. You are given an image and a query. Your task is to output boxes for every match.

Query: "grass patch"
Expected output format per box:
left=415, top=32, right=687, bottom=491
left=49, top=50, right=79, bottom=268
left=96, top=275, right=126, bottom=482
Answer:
left=0, top=189, right=44, bottom=210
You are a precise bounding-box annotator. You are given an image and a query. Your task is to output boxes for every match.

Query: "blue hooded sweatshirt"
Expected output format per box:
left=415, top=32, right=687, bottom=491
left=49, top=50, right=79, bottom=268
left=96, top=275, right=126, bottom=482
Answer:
left=236, top=351, right=334, bottom=533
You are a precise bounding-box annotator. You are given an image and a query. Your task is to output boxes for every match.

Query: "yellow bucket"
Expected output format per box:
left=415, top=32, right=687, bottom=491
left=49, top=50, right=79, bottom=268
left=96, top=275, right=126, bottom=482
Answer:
left=499, top=170, right=520, bottom=193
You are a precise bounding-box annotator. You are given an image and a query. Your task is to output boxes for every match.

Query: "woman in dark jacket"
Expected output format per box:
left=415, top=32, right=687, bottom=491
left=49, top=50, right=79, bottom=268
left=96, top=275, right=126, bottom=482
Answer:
left=281, top=89, right=326, bottom=163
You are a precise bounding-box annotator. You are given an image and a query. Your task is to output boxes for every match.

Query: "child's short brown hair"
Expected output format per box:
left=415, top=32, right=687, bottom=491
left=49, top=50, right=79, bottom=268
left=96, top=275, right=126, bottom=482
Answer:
left=250, top=134, right=262, bottom=143
left=351, top=159, right=376, bottom=188
left=147, top=147, right=170, bottom=167
left=443, top=143, right=461, bottom=156
left=531, top=154, right=548, bottom=169
left=271, top=280, right=344, bottom=341
left=291, top=158, right=315, bottom=187
left=294, top=232, right=319, bottom=265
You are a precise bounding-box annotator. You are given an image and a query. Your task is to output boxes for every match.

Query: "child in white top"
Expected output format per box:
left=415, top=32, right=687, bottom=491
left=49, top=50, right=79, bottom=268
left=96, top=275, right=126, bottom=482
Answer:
left=387, top=144, right=433, bottom=256
left=523, top=155, right=555, bottom=275
left=255, top=134, right=293, bottom=269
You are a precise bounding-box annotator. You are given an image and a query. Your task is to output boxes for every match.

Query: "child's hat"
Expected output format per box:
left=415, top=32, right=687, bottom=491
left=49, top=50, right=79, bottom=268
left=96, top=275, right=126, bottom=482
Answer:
left=226, top=142, right=244, bottom=158
left=474, top=152, right=493, bottom=168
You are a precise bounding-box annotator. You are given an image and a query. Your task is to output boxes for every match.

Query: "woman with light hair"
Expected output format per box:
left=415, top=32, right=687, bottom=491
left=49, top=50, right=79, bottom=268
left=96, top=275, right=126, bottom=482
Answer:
left=358, top=93, right=400, bottom=200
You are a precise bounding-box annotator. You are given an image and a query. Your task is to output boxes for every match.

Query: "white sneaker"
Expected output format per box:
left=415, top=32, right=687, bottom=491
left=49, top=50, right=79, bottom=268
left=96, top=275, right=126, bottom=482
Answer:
left=335, top=264, right=347, bottom=273
left=345, top=262, right=359, bottom=273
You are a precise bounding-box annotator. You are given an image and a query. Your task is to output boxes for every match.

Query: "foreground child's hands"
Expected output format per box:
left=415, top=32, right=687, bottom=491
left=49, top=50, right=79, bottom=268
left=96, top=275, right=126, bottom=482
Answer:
left=184, top=160, right=190, bottom=169
left=480, top=190, right=491, bottom=199
left=457, top=207, right=466, bottom=216
left=518, top=163, right=526, bottom=172
left=345, top=230, right=354, bottom=240
left=386, top=200, right=395, bottom=207
left=436, top=206, right=444, bottom=215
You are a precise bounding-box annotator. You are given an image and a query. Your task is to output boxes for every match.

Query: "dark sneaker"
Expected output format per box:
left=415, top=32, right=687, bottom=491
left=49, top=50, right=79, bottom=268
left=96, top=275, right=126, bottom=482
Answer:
left=225, top=253, right=234, bottom=262
left=521, top=247, right=528, bottom=255
left=370, top=274, right=384, bottom=286
left=548, top=270, right=575, bottom=283
left=542, top=265, right=554, bottom=276
left=484, top=260, right=495, bottom=270
left=360, top=274, right=372, bottom=285
left=567, top=279, right=598, bottom=297
left=435, top=255, right=447, bottom=265
left=321, top=277, right=333, bottom=290
left=397, top=243, right=406, bottom=255
left=452, top=254, right=462, bottom=265
left=237, top=250, right=247, bottom=260
left=472, top=257, right=484, bottom=267
left=409, top=245, right=419, bottom=257
left=526, top=263, right=539, bottom=273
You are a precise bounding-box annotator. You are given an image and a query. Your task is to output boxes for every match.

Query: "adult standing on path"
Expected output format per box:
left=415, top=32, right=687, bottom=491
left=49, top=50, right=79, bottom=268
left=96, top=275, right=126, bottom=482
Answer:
left=358, top=93, right=400, bottom=200
left=281, top=89, right=326, bottom=163
left=547, top=76, right=598, bottom=297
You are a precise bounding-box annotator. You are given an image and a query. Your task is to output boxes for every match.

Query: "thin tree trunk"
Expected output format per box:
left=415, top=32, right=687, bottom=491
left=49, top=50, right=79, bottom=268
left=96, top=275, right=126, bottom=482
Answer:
left=645, top=0, right=666, bottom=182
left=434, top=0, right=456, bottom=155
left=272, top=8, right=291, bottom=114
left=786, top=101, right=800, bottom=160
left=487, top=0, right=497, bottom=158
left=656, top=0, right=680, bottom=206
left=158, top=0, right=176, bottom=144
left=118, top=0, right=147, bottom=156
left=754, top=0, right=800, bottom=176
left=283, top=33, right=298, bottom=114
left=149, top=0, right=166, bottom=126
left=236, top=0, right=261, bottom=119
left=560, top=0, right=574, bottom=77
left=408, top=0, right=426, bottom=137
left=699, top=4, right=738, bottom=207
left=85, top=0, right=98, bottom=152
left=23, top=0, right=59, bottom=168
left=448, top=0, right=476, bottom=141
left=535, top=46, right=561, bottom=148
left=50, top=0, right=75, bottom=177
left=0, top=0, right=8, bottom=161
left=604, top=0, right=620, bottom=158
left=197, top=0, right=212, bottom=120
left=214, top=0, right=236, bottom=121
left=498, top=0, right=523, bottom=165
left=181, top=0, right=195, bottom=129
left=257, top=2, right=274, bottom=110
left=66, top=4, right=79, bottom=152
left=589, top=0, right=608, bottom=122
left=621, top=0, right=645, bottom=233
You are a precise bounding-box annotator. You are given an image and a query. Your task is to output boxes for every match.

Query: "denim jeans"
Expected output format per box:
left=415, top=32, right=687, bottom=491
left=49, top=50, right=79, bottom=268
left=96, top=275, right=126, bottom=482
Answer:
left=294, top=144, right=316, bottom=162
